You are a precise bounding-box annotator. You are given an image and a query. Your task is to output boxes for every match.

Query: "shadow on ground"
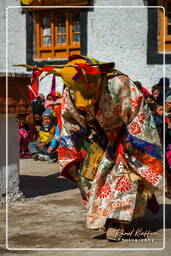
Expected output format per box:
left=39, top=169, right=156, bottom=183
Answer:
left=19, top=173, right=77, bottom=198
left=93, top=203, right=171, bottom=241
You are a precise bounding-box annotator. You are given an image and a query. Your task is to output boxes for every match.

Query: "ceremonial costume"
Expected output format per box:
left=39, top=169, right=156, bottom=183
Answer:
left=56, top=55, right=163, bottom=237
left=18, top=55, right=163, bottom=240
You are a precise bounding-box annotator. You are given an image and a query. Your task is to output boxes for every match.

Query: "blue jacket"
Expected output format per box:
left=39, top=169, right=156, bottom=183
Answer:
left=49, top=125, right=60, bottom=148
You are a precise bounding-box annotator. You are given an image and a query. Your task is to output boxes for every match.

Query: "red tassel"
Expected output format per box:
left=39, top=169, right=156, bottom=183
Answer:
left=28, top=70, right=42, bottom=101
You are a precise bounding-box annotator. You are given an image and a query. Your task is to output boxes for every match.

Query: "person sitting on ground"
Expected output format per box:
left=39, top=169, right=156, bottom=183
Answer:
left=133, top=80, right=150, bottom=97
left=44, top=93, right=55, bottom=109
left=18, top=116, right=30, bottom=158
left=153, top=104, right=163, bottom=144
left=45, top=101, right=54, bottom=111
left=26, top=109, right=43, bottom=143
left=28, top=109, right=56, bottom=161
left=144, top=95, right=156, bottom=114
left=165, top=96, right=171, bottom=198
left=53, top=98, right=63, bottom=132
left=32, top=94, right=45, bottom=116
left=152, top=86, right=160, bottom=102
left=47, top=124, right=60, bottom=163
left=46, top=93, right=54, bottom=101
left=33, top=112, right=42, bottom=127
left=145, top=94, right=156, bottom=104
left=38, top=93, right=45, bottom=103
left=153, top=77, right=170, bottom=105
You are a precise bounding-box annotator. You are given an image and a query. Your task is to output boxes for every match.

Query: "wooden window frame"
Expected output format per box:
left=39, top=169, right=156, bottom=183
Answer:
left=159, top=0, right=171, bottom=52
left=34, top=9, right=81, bottom=60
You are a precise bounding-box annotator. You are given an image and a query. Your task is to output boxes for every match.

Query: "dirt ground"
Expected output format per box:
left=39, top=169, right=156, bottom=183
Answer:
left=0, top=159, right=171, bottom=256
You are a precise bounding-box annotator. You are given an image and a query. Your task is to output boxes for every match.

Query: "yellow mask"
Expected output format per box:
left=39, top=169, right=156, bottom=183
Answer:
left=53, top=56, right=114, bottom=109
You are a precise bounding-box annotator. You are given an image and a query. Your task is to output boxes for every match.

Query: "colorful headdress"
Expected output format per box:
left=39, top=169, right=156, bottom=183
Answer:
left=13, top=55, right=115, bottom=109
left=50, top=55, right=114, bottom=109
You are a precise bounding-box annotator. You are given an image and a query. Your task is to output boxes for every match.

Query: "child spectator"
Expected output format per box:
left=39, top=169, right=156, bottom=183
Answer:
left=165, top=96, right=171, bottom=163
left=28, top=109, right=56, bottom=161
left=18, top=117, right=30, bottom=158
left=32, top=95, right=45, bottom=116
left=166, top=95, right=171, bottom=115
left=26, top=111, right=43, bottom=143
left=153, top=77, right=170, bottom=105
left=47, top=125, right=60, bottom=163
left=45, top=93, right=55, bottom=109
left=134, top=80, right=150, bottom=97
left=45, top=100, right=54, bottom=110
left=165, top=95, right=171, bottom=198
left=33, top=113, right=42, bottom=126
left=152, top=86, right=160, bottom=101
left=53, top=98, right=62, bottom=132
left=153, top=104, right=163, bottom=144
left=46, top=93, right=54, bottom=101
left=145, top=94, right=156, bottom=104
left=38, top=93, right=45, bottom=102
left=145, top=95, right=156, bottom=115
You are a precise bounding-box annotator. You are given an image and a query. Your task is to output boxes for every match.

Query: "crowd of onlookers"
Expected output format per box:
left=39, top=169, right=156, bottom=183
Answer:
left=18, top=91, right=62, bottom=163
left=17, top=77, right=171, bottom=192
left=134, top=77, right=171, bottom=194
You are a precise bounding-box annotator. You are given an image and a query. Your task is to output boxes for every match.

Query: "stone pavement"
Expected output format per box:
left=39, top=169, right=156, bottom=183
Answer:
left=0, top=159, right=171, bottom=256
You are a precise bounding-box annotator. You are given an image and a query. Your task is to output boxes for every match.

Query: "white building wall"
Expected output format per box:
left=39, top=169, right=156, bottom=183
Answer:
left=0, top=0, right=28, bottom=74
left=0, top=113, right=20, bottom=201
left=0, top=0, right=170, bottom=91
left=0, top=0, right=62, bottom=96
left=87, top=0, right=171, bottom=90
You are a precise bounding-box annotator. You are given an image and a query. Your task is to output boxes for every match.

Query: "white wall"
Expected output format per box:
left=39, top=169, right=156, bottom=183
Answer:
left=0, top=114, right=20, bottom=200
left=1, top=0, right=170, bottom=92
left=87, top=0, right=170, bottom=90
left=39, top=74, right=64, bottom=98
left=0, top=0, right=28, bottom=74
left=7, top=6, right=27, bottom=74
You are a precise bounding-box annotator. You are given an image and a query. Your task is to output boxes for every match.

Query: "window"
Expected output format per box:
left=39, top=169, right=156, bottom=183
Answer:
left=159, top=0, right=171, bottom=52
left=34, top=9, right=81, bottom=59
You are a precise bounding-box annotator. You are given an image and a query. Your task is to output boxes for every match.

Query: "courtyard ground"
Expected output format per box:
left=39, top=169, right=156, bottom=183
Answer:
left=0, top=159, right=171, bottom=256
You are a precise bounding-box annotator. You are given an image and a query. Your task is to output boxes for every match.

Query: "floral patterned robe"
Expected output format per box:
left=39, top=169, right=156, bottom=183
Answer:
left=58, top=74, right=163, bottom=229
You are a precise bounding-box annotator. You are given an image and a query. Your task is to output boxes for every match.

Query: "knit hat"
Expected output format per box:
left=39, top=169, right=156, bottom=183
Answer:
left=42, top=109, right=53, bottom=118
left=166, top=95, right=171, bottom=103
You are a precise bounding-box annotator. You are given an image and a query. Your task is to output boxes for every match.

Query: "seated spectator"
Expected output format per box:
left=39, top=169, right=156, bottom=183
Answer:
left=47, top=125, right=60, bottom=163
left=153, top=77, right=170, bottom=105
left=32, top=95, right=45, bottom=117
left=134, top=80, right=150, bottom=97
left=33, top=113, right=42, bottom=126
left=152, top=86, right=160, bottom=101
left=46, top=93, right=54, bottom=101
left=53, top=98, right=62, bottom=132
left=145, top=94, right=156, bottom=104
left=148, top=103, right=156, bottom=116
left=153, top=104, right=163, bottom=144
left=145, top=95, right=156, bottom=115
left=17, top=117, right=30, bottom=158
left=38, top=93, right=45, bottom=103
left=45, top=100, right=54, bottom=110
left=28, top=109, right=56, bottom=161
left=166, top=95, right=171, bottom=115
left=45, top=93, right=55, bottom=109
left=165, top=95, right=171, bottom=198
